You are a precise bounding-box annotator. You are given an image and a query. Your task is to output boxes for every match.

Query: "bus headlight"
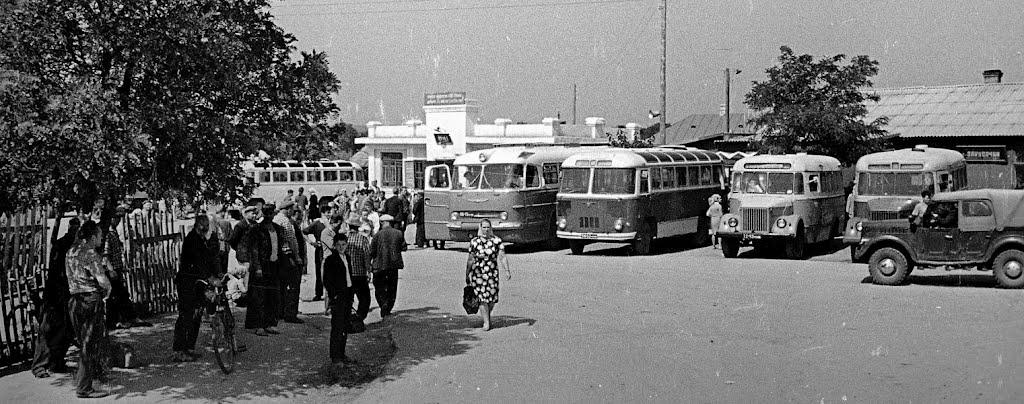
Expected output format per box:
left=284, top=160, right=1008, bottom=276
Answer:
left=557, top=217, right=567, bottom=229
left=775, top=218, right=788, bottom=229
left=500, top=211, right=508, bottom=220
left=450, top=212, right=458, bottom=221
left=855, top=222, right=863, bottom=232
left=613, top=218, right=624, bottom=231
left=727, top=217, right=738, bottom=228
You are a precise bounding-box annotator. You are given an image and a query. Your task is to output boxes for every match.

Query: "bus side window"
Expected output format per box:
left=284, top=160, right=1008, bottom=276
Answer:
left=639, top=170, right=649, bottom=193
left=699, top=166, right=712, bottom=186
left=308, top=170, right=321, bottom=182
left=525, top=165, right=540, bottom=188
left=323, top=170, right=338, bottom=182
left=662, top=167, right=676, bottom=189
left=712, top=166, right=723, bottom=189
left=807, top=173, right=820, bottom=193
left=542, top=163, right=560, bottom=186
left=676, top=166, right=688, bottom=187
left=687, top=167, right=699, bottom=186
left=339, top=170, right=353, bottom=181
left=260, top=171, right=272, bottom=183
left=794, top=173, right=804, bottom=194
left=272, top=171, right=288, bottom=182
left=651, top=167, right=663, bottom=190
left=290, top=171, right=305, bottom=182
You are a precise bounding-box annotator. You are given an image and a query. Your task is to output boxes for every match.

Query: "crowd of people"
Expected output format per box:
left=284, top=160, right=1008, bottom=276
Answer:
left=28, top=182, right=515, bottom=399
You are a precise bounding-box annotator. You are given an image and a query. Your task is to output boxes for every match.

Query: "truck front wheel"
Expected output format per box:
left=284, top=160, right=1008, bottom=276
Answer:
left=868, top=247, right=911, bottom=286
left=993, top=249, right=1024, bottom=289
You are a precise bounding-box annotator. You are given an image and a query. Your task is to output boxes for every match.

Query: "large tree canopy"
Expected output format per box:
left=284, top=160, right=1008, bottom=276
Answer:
left=0, top=0, right=342, bottom=212
left=744, top=46, right=890, bottom=165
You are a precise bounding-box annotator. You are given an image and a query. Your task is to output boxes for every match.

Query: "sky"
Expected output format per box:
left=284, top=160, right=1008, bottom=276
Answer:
left=270, top=0, right=1024, bottom=127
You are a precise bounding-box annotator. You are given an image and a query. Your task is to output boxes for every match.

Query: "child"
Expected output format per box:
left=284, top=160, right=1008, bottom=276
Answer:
left=706, top=194, right=723, bottom=249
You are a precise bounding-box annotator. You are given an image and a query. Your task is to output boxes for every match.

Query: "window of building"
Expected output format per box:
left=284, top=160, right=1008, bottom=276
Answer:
left=413, top=160, right=426, bottom=189
left=381, top=152, right=404, bottom=187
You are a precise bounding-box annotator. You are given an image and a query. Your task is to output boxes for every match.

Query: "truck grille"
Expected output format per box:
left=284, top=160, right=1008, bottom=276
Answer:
left=742, top=208, right=770, bottom=233
left=870, top=211, right=899, bottom=221
left=579, top=217, right=600, bottom=228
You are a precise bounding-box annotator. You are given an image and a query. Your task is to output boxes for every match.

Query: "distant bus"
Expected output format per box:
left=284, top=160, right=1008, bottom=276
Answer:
left=717, top=153, right=844, bottom=259
left=842, top=145, right=967, bottom=255
left=555, top=147, right=725, bottom=255
left=423, top=144, right=605, bottom=248
left=242, top=160, right=364, bottom=204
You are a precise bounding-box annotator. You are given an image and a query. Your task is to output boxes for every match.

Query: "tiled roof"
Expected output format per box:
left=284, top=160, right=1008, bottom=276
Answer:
left=663, top=113, right=756, bottom=145
left=866, top=82, right=1024, bottom=138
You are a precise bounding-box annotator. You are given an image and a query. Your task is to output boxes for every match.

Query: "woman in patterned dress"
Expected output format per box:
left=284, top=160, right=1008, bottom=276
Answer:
left=466, top=219, right=510, bottom=331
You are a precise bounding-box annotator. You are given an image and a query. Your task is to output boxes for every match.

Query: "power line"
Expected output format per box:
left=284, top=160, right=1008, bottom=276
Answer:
left=272, top=0, right=645, bottom=17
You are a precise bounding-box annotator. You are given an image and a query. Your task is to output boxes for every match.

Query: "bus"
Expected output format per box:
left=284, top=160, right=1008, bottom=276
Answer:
left=555, top=147, right=725, bottom=255
left=717, top=153, right=844, bottom=259
left=423, top=144, right=605, bottom=248
left=843, top=146, right=967, bottom=249
left=243, top=160, right=364, bottom=204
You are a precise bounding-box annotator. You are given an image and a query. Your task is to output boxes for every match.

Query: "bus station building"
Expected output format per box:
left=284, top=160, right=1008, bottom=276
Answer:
left=355, top=92, right=609, bottom=190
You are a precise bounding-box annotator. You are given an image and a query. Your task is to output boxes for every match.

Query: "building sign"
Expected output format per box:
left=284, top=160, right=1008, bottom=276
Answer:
left=424, top=92, right=466, bottom=106
left=958, top=145, right=1007, bottom=164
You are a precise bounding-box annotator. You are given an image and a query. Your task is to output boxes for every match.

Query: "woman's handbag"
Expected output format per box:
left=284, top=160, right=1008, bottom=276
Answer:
left=346, top=308, right=366, bottom=333
left=462, top=285, right=480, bottom=314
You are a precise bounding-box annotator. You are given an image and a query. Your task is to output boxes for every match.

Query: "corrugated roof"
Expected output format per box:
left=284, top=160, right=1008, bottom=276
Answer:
left=866, top=82, right=1024, bottom=138
left=663, top=113, right=756, bottom=145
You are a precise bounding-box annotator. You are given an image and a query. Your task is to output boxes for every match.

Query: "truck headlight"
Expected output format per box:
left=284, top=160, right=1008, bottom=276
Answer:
left=450, top=212, right=458, bottom=221
left=613, top=218, right=624, bottom=231
left=775, top=218, right=788, bottom=228
left=500, top=211, right=508, bottom=220
left=727, top=217, right=738, bottom=228
left=855, top=222, right=862, bottom=232
left=557, top=217, right=567, bottom=229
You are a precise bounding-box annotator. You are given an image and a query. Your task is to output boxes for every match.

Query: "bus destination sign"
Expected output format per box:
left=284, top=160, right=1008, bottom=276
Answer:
left=424, top=92, right=467, bottom=106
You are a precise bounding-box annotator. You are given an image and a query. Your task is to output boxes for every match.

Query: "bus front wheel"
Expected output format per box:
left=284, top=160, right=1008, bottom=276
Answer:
left=721, top=238, right=739, bottom=258
left=784, top=225, right=806, bottom=260
left=569, top=241, right=586, bottom=255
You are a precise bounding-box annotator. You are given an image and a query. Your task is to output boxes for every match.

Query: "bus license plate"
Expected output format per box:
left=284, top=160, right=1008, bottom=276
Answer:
left=743, top=234, right=762, bottom=240
left=579, top=233, right=599, bottom=239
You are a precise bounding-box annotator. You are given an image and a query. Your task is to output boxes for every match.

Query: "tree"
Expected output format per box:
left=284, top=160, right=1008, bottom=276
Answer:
left=606, top=124, right=660, bottom=148
left=0, top=0, right=341, bottom=213
left=744, top=46, right=890, bottom=165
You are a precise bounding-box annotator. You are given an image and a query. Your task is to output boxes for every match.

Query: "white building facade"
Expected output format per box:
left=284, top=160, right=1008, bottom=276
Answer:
left=356, top=92, right=609, bottom=189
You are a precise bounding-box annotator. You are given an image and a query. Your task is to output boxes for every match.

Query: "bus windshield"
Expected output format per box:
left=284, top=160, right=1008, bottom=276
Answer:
left=732, top=172, right=800, bottom=195
left=592, top=168, right=635, bottom=194
left=858, top=172, right=934, bottom=196
left=456, top=164, right=524, bottom=190
left=559, top=168, right=590, bottom=194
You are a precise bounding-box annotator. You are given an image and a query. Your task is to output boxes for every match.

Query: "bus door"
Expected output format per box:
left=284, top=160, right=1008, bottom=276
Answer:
left=424, top=165, right=453, bottom=242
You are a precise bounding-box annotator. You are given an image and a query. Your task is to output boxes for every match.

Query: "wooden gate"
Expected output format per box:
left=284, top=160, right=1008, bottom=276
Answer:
left=121, top=212, right=185, bottom=316
left=0, top=208, right=51, bottom=369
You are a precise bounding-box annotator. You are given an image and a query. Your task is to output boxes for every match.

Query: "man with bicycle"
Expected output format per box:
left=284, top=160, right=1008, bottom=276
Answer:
left=173, top=215, right=222, bottom=362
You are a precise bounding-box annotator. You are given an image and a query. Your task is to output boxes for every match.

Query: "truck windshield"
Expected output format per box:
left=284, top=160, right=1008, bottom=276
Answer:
left=592, top=168, right=636, bottom=194
left=559, top=168, right=590, bottom=194
left=858, top=172, right=934, bottom=196
left=732, top=172, right=799, bottom=195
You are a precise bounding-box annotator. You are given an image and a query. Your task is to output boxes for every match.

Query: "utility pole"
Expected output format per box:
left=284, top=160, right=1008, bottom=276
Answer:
left=658, top=0, right=667, bottom=144
left=724, top=68, right=731, bottom=140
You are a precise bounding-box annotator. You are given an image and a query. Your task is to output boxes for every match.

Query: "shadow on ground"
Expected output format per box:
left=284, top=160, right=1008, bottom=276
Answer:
left=860, top=273, right=1002, bottom=289
left=34, top=305, right=530, bottom=401
left=577, top=236, right=709, bottom=257
left=729, top=240, right=850, bottom=261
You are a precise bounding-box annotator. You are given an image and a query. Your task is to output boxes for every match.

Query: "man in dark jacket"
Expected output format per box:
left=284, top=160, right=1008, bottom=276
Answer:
left=244, top=205, right=287, bottom=336
left=369, top=214, right=406, bottom=317
left=31, top=218, right=80, bottom=378
left=412, top=192, right=426, bottom=248
left=323, top=232, right=353, bottom=364
left=382, top=187, right=406, bottom=231
left=172, top=215, right=220, bottom=362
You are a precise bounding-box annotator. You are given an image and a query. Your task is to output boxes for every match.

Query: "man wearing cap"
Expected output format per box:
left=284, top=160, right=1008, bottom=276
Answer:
left=273, top=201, right=304, bottom=323
left=369, top=214, right=406, bottom=317
left=344, top=216, right=372, bottom=320
left=245, top=204, right=286, bottom=336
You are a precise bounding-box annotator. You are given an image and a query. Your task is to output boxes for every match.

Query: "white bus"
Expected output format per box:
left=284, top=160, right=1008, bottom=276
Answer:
left=243, top=160, right=364, bottom=204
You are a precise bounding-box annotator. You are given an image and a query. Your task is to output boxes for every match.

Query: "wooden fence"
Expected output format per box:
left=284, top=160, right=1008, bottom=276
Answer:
left=0, top=210, right=185, bottom=369
left=0, top=208, right=51, bottom=369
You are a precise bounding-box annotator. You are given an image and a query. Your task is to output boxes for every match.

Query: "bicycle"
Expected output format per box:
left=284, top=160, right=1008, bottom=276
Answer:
left=194, top=274, right=238, bottom=374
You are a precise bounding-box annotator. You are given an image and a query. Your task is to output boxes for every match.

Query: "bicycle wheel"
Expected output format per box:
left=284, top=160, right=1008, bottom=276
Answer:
left=210, top=312, right=235, bottom=374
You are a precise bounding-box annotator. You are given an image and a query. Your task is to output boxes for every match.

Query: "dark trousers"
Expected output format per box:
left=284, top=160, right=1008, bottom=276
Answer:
left=105, top=275, right=137, bottom=328
left=350, top=276, right=371, bottom=320
left=313, top=247, right=324, bottom=298
left=31, top=300, right=75, bottom=375
left=329, top=288, right=354, bottom=363
left=172, top=279, right=203, bottom=352
left=372, top=270, right=398, bottom=316
left=245, top=261, right=281, bottom=329
left=68, top=292, right=106, bottom=395
left=415, top=222, right=426, bottom=247
left=280, top=262, right=301, bottom=320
